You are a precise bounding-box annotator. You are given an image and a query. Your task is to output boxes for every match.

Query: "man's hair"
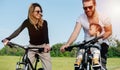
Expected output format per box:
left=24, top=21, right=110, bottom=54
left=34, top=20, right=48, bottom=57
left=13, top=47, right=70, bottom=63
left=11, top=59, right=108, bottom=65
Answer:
left=90, top=23, right=102, bottom=33
left=82, top=0, right=96, bottom=5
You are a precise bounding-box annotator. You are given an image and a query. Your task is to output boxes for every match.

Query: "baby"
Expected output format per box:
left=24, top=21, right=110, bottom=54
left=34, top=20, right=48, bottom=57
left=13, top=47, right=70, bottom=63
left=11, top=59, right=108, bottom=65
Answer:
left=75, top=23, right=102, bottom=66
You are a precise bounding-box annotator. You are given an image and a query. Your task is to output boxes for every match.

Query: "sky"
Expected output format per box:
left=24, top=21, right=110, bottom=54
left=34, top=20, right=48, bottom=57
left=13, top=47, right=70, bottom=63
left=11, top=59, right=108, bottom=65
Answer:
left=0, top=0, right=120, bottom=49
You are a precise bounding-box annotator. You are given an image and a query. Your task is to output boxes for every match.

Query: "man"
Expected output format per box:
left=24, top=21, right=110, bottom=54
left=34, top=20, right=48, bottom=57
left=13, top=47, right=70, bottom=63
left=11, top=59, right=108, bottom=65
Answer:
left=60, top=0, right=112, bottom=70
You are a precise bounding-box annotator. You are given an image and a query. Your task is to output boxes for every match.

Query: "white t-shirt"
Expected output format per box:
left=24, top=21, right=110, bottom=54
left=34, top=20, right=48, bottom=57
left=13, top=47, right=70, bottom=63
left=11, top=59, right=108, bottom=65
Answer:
left=76, top=13, right=111, bottom=45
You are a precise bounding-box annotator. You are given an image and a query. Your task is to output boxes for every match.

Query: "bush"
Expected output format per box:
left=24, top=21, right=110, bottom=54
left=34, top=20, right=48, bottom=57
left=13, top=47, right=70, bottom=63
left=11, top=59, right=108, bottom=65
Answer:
left=50, top=43, right=78, bottom=57
left=0, top=45, right=24, bottom=56
left=108, top=47, right=120, bottom=57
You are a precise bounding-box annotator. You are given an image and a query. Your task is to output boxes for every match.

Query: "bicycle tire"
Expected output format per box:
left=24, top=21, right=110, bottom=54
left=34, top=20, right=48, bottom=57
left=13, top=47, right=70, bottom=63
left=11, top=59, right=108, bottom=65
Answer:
left=38, top=68, right=44, bottom=70
left=86, top=62, right=91, bottom=70
left=16, top=68, right=24, bottom=70
left=16, top=62, right=29, bottom=70
left=16, top=62, right=25, bottom=70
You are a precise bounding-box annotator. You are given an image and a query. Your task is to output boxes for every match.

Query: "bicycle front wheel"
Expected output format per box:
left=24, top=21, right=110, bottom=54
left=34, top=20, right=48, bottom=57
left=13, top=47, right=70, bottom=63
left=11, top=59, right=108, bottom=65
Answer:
left=16, top=62, right=29, bottom=70
left=87, top=62, right=91, bottom=70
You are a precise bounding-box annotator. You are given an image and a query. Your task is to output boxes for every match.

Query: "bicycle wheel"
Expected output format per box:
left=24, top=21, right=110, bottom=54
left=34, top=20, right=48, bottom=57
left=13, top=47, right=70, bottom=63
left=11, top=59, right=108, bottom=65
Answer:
left=75, top=67, right=79, bottom=70
left=16, top=62, right=29, bottom=70
left=38, top=68, right=44, bottom=70
left=24, top=63, right=30, bottom=70
left=16, top=62, right=25, bottom=70
left=86, top=62, right=91, bottom=70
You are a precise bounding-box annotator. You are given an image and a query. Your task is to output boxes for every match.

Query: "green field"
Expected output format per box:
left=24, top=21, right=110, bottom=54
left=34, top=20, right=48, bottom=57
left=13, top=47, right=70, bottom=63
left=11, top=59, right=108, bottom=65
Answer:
left=0, top=56, right=120, bottom=70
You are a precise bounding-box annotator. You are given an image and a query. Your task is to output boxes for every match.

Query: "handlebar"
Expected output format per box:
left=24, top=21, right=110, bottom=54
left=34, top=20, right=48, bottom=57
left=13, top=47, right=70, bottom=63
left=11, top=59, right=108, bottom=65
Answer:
left=3, top=41, right=45, bottom=53
left=7, top=42, right=25, bottom=49
left=65, top=36, right=103, bottom=51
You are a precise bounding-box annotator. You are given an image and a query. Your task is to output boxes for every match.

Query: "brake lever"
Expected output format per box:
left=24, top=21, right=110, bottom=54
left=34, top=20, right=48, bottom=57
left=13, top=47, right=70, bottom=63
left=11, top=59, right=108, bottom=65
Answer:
left=7, top=42, right=14, bottom=48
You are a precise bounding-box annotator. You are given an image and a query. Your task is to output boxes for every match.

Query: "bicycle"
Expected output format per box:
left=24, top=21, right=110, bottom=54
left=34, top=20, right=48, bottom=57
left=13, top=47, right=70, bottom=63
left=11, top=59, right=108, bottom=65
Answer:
left=5, top=42, right=45, bottom=70
left=65, top=36, right=105, bottom=70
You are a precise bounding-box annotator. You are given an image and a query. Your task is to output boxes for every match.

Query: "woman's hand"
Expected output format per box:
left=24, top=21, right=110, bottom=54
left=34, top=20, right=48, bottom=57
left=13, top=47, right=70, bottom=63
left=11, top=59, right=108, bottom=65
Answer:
left=2, top=39, right=9, bottom=46
left=44, top=44, right=51, bottom=53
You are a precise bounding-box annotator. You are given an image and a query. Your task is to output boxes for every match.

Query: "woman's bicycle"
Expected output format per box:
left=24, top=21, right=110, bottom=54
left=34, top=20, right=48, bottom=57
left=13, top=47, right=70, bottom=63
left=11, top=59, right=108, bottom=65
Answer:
left=65, top=36, right=105, bottom=70
left=4, top=42, right=45, bottom=70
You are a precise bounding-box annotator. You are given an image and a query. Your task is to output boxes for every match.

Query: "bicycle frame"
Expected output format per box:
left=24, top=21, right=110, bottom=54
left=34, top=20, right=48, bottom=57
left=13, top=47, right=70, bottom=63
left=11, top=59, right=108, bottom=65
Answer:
left=65, top=36, right=104, bottom=70
left=78, top=45, right=101, bottom=70
left=7, top=42, right=44, bottom=70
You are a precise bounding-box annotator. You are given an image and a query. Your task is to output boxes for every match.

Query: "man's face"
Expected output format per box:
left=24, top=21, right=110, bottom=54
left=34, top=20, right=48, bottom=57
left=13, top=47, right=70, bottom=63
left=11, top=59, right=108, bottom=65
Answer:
left=83, top=0, right=96, bottom=17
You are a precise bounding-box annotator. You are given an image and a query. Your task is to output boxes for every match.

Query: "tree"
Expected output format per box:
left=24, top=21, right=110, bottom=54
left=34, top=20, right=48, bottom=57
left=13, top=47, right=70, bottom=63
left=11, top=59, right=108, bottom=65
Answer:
left=0, top=45, right=24, bottom=56
left=108, top=37, right=120, bottom=57
left=50, top=43, right=78, bottom=57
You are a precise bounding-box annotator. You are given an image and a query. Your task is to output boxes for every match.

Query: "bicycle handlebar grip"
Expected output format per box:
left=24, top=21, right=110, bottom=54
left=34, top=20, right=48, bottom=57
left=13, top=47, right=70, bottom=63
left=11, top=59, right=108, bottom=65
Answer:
left=65, top=47, right=73, bottom=51
left=7, top=42, right=14, bottom=48
left=38, top=48, right=44, bottom=53
left=1, top=40, right=4, bottom=42
left=1, top=40, right=13, bottom=48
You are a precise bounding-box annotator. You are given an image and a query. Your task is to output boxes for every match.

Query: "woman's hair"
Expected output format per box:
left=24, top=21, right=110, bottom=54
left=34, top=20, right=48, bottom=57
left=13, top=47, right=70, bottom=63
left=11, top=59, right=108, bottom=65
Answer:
left=28, top=3, right=43, bottom=29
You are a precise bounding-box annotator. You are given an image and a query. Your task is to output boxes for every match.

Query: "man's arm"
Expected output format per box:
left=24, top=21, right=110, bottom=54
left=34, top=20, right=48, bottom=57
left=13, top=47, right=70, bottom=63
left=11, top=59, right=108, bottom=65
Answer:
left=66, top=22, right=82, bottom=46
left=103, top=24, right=112, bottom=39
left=60, top=22, right=82, bottom=52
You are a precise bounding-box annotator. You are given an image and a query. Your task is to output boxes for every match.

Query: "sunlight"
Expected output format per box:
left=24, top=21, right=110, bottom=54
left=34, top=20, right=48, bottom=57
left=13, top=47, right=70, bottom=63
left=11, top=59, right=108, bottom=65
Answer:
left=107, top=1, right=120, bottom=18
left=107, top=0, right=120, bottom=40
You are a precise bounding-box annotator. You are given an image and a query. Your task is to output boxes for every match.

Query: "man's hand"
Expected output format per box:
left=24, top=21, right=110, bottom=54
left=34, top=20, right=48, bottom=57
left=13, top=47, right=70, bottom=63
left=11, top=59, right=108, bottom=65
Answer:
left=60, top=44, right=69, bottom=52
left=103, top=23, right=112, bottom=39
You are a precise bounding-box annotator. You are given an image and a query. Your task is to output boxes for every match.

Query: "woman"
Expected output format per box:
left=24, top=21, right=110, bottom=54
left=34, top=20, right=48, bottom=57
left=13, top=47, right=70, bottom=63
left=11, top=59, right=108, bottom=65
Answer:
left=2, top=3, right=52, bottom=70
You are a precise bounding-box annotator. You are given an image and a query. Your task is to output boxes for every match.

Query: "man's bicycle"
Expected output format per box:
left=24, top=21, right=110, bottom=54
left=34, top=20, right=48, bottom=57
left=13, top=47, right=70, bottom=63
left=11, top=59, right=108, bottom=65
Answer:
left=65, top=36, right=105, bottom=70
left=5, top=42, right=45, bottom=70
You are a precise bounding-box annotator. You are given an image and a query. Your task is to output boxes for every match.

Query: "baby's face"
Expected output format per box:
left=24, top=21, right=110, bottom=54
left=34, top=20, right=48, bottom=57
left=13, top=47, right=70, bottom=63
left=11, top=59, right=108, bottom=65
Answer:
left=89, top=25, right=97, bottom=36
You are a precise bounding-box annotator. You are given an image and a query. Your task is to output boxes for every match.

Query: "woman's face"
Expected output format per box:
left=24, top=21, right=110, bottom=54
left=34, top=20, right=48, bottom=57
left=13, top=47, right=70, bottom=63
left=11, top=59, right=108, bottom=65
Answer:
left=33, top=6, right=42, bottom=19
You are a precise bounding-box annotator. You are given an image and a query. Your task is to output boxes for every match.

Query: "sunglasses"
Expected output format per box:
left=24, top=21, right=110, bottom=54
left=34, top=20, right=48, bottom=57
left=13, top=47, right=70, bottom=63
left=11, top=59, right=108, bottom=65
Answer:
left=34, top=10, right=42, bottom=14
left=83, top=6, right=93, bottom=10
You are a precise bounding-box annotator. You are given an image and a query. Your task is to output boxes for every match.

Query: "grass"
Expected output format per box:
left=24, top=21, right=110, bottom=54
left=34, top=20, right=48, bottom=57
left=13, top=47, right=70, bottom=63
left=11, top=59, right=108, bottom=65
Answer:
left=0, top=56, right=120, bottom=70
left=107, top=58, right=120, bottom=70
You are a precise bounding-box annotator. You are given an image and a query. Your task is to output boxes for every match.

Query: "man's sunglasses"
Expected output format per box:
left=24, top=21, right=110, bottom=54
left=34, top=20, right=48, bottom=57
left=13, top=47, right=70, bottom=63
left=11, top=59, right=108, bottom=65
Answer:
left=83, top=6, right=93, bottom=10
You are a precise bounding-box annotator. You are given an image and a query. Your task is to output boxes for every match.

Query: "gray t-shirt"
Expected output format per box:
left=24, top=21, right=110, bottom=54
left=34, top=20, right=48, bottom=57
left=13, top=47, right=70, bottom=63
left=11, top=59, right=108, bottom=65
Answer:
left=76, top=13, right=111, bottom=45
